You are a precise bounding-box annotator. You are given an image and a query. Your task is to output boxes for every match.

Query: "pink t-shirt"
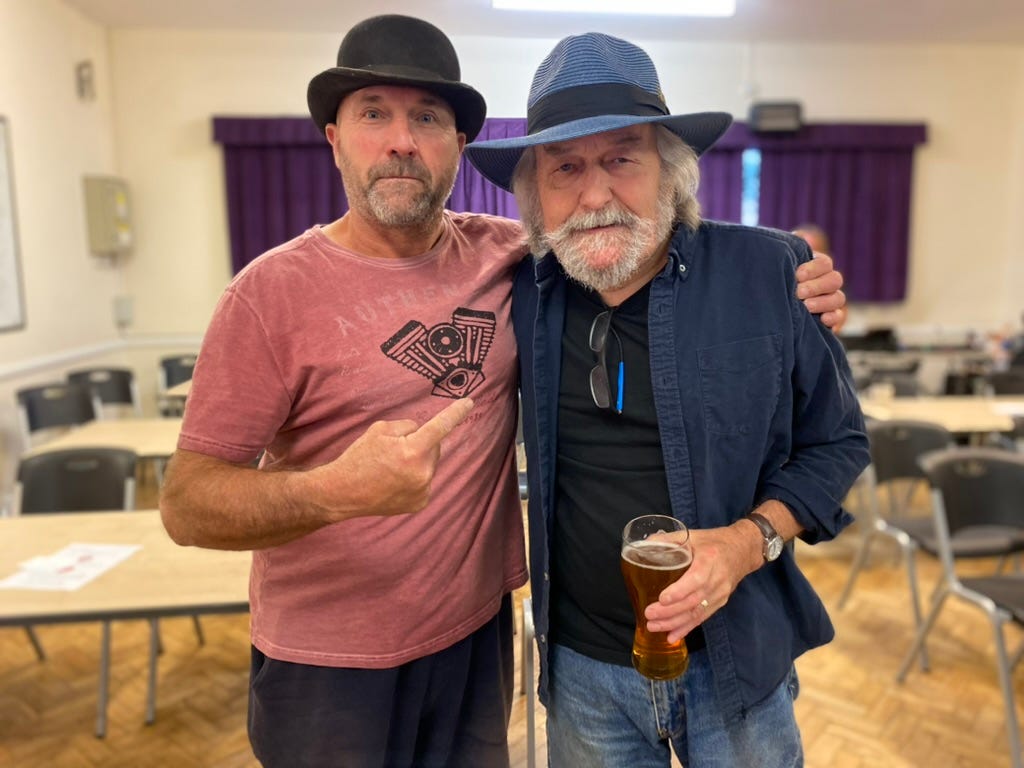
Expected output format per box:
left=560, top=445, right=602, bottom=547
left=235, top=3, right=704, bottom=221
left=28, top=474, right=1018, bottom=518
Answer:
left=178, top=211, right=529, bottom=668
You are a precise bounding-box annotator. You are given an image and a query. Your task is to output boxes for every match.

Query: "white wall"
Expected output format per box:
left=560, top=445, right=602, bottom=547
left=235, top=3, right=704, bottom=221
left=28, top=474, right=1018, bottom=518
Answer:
left=106, top=29, right=1024, bottom=337
left=0, top=0, right=119, bottom=353
left=0, top=0, right=129, bottom=502
left=1, top=2, right=1023, bottom=502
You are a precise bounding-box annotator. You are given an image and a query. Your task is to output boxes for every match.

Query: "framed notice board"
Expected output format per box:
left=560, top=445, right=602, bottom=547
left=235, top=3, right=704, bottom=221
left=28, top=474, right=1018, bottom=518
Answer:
left=0, top=116, right=25, bottom=332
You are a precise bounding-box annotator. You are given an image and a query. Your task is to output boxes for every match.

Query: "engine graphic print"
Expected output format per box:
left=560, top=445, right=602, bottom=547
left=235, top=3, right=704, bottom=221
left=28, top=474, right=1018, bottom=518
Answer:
left=380, top=308, right=496, bottom=398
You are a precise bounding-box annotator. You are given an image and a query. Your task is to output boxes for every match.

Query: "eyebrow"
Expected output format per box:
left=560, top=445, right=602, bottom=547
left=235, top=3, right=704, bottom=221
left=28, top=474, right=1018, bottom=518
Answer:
left=542, top=132, right=645, bottom=157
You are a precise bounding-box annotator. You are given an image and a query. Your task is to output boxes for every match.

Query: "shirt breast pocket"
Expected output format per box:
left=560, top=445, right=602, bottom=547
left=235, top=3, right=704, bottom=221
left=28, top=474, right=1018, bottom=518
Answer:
left=698, top=334, right=783, bottom=436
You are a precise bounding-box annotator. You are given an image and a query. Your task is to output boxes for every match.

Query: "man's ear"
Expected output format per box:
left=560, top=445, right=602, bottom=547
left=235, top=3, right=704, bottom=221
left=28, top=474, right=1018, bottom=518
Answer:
left=456, top=132, right=467, bottom=153
left=325, top=123, right=338, bottom=145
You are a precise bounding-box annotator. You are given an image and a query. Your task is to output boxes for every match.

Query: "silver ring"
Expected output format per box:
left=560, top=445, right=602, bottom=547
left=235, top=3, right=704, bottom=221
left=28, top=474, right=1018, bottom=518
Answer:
left=699, top=599, right=710, bottom=610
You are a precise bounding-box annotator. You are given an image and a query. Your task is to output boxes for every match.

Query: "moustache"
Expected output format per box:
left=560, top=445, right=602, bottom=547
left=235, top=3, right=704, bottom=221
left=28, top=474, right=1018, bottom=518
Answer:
left=554, top=207, right=640, bottom=238
left=368, top=160, right=430, bottom=185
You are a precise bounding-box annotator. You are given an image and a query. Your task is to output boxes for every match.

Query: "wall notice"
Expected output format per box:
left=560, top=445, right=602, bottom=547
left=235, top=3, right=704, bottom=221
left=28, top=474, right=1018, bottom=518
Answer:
left=0, top=117, right=25, bottom=332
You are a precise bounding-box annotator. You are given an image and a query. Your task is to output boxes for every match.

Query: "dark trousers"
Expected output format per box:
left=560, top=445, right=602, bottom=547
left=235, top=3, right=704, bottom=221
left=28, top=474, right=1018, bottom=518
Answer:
left=248, top=594, right=514, bottom=768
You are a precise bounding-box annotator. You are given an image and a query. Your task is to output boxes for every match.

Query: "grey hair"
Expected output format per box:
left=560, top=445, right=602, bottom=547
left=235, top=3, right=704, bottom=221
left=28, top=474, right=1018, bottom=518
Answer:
left=510, top=124, right=704, bottom=255
left=655, top=126, right=702, bottom=233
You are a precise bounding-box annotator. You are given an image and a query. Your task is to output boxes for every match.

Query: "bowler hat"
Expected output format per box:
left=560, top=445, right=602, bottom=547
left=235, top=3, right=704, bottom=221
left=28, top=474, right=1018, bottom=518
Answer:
left=307, top=15, right=487, bottom=141
left=464, top=33, right=732, bottom=191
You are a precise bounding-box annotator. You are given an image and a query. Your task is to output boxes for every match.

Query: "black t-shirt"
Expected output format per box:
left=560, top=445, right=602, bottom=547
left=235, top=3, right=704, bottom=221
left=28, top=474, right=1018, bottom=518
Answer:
left=551, top=278, right=704, bottom=667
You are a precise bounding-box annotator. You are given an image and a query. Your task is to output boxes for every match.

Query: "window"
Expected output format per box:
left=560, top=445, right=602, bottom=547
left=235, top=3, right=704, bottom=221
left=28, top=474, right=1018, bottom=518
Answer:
left=740, top=148, right=761, bottom=227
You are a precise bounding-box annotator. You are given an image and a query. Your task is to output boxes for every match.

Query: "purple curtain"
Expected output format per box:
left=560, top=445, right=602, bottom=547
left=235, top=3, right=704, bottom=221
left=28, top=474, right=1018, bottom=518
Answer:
left=448, top=118, right=526, bottom=218
left=214, top=116, right=925, bottom=299
left=716, top=123, right=927, bottom=302
left=213, top=117, right=347, bottom=274
left=697, top=147, right=744, bottom=223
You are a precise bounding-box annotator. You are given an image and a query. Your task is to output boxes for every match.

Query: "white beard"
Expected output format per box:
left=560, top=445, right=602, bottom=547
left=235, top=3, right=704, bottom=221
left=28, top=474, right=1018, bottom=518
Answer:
left=541, top=204, right=674, bottom=293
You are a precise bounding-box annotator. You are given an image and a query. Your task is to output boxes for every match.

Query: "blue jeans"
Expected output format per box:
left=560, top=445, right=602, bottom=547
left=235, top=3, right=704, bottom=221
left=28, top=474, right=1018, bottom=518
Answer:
left=546, top=644, right=803, bottom=768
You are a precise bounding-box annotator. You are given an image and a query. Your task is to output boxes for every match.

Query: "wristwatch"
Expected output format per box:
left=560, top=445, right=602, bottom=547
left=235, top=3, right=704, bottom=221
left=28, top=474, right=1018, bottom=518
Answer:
left=745, top=512, right=784, bottom=562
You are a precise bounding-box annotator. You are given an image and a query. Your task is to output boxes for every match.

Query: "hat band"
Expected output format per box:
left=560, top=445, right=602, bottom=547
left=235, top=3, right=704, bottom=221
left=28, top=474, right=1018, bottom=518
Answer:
left=527, top=83, right=669, bottom=135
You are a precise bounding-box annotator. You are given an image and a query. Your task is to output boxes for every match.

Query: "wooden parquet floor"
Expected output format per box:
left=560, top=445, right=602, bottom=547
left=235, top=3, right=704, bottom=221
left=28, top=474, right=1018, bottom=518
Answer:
left=2, top=485, right=1023, bottom=766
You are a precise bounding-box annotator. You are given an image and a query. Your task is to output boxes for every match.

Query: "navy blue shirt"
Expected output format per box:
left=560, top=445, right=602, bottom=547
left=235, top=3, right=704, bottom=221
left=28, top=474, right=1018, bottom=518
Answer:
left=513, top=221, right=869, bottom=720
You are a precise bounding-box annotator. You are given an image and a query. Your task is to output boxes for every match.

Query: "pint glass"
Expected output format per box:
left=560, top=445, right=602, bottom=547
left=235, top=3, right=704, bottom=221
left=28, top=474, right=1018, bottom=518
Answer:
left=620, top=514, right=692, bottom=680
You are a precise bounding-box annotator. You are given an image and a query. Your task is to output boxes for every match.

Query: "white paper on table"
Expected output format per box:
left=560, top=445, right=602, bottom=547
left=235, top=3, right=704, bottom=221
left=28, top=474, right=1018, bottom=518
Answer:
left=0, top=542, right=141, bottom=591
left=992, top=402, right=1024, bottom=416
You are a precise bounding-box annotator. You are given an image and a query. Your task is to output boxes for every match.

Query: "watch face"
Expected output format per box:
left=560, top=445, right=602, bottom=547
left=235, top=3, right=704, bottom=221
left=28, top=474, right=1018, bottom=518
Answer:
left=766, top=536, right=784, bottom=561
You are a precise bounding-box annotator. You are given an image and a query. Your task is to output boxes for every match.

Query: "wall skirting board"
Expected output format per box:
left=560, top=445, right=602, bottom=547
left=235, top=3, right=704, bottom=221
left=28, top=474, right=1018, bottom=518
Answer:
left=0, top=335, right=203, bottom=382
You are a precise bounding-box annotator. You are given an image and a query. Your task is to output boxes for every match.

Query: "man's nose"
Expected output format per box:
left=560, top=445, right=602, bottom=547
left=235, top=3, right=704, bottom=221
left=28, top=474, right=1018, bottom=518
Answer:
left=385, top=118, right=418, bottom=156
left=576, top=165, right=615, bottom=210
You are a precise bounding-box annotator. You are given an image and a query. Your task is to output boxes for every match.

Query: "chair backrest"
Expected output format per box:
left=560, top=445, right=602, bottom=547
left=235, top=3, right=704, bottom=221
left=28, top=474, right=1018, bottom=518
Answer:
left=989, top=368, right=1024, bottom=395
left=868, top=371, right=920, bottom=397
left=14, top=448, right=137, bottom=515
left=159, top=354, right=197, bottom=390
left=867, top=419, right=955, bottom=485
left=919, top=448, right=1024, bottom=572
left=67, top=367, right=141, bottom=417
left=943, top=370, right=987, bottom=396
left=15, top=382, right=97, bottom=446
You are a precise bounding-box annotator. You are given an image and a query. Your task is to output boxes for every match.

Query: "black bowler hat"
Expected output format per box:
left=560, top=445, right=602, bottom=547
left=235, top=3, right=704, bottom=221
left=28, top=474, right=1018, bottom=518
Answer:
left=307, top=15, right=487, bottom=141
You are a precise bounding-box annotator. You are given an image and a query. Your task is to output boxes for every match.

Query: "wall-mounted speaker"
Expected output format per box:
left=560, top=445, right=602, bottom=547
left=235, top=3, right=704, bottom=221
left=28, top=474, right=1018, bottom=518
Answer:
left=748, top=102, right=803, bottom=133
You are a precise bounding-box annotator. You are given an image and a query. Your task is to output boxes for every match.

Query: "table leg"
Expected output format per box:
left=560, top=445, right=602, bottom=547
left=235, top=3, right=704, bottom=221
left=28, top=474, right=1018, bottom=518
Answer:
left=146, top=618, right=159, bottom=724
left=95, top=621, right=111, bottom=738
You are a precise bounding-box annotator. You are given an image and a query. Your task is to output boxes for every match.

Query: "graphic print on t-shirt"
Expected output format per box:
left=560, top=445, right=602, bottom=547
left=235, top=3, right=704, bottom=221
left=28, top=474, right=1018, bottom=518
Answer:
left=380, top=307, right=496, bottom=398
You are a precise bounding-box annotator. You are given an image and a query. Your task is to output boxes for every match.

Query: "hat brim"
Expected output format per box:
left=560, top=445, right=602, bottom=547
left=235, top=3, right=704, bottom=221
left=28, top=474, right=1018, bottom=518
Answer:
left=464, top=112, right=732, bottom=192
left=307, top=67, right=487, bottom=142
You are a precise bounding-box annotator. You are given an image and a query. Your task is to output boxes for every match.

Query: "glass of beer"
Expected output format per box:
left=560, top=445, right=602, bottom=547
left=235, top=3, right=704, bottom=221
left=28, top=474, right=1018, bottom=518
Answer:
left=620, top=514, right=692, bottom=680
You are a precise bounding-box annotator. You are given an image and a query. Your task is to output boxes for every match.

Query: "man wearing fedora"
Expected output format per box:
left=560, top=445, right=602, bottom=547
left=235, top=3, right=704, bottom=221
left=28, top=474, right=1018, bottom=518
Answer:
left=161, top=14, right=849, bottom=768
left=466, top=33, right=869, bottom=767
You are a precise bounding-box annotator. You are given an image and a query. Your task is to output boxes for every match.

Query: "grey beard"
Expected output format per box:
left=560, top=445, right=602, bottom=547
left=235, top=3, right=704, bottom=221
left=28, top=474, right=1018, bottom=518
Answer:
left=541, top=206, right=673, bottom=293
left=364, top=186, right=443, bottom=227
left=342, top=156, right=457, bottom=230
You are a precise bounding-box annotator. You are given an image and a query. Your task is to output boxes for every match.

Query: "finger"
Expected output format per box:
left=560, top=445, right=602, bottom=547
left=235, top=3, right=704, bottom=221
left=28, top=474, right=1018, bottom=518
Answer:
left=796, top=251, right=832, bottom=281
left=371, top=419, right=422, bottom=438
left=408, top=398, right=475, bottom=450
left=820, top=307, right=847, bottom=332
left=797, top=270, right=842, bottom=301
left=804, top=287, right=846, bottom=314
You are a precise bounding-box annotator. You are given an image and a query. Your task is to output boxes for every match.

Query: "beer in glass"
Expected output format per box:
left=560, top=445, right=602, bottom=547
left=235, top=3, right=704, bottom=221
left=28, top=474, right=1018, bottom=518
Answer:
left=620, top=515, right=692, bottom=680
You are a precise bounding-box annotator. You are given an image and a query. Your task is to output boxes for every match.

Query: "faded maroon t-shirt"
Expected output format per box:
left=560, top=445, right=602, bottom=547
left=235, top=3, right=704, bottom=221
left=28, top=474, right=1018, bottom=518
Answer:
left=178, top=211, right=529, bottom=667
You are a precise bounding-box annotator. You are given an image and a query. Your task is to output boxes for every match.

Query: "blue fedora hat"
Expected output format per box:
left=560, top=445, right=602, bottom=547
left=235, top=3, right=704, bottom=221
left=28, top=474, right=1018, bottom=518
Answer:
left=464, top=33, right=732, bottom=192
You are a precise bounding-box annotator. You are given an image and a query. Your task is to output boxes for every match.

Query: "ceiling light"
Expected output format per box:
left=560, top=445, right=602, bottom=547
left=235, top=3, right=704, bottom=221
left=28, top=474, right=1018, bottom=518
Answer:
left=492, top=0, right=735, bottom=16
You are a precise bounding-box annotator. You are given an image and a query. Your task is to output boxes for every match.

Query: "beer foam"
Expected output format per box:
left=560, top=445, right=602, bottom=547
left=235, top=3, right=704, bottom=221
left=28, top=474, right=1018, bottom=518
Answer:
left=622, top=539, right=692, bottom=570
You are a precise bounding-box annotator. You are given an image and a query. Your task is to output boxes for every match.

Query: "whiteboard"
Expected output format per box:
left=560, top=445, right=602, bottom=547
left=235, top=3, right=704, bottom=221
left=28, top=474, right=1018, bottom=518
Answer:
left=0, top=117, right=25, bottom=332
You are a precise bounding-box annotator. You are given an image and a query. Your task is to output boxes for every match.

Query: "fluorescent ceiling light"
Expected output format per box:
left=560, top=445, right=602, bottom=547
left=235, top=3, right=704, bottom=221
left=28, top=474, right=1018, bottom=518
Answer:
left=492, top=0, right=735, bottom=16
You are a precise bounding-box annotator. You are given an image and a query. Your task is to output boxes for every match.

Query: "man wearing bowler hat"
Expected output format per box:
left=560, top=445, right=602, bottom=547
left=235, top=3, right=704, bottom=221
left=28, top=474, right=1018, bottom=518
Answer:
left=467, top=33, right=869, bottom=767
left=161, top=15, right=848, bottom=768
left=161, top=15, right=527, bottom=767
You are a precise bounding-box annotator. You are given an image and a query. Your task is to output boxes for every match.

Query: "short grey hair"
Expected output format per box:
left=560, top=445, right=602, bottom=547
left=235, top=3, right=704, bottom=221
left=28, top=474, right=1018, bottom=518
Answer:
left=510, top=125, right=703, bottom=255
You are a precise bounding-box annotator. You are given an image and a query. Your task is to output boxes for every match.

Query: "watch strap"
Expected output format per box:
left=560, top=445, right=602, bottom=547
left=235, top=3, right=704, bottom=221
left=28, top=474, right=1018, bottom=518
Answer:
left=745, top=511, right=781, bottom=561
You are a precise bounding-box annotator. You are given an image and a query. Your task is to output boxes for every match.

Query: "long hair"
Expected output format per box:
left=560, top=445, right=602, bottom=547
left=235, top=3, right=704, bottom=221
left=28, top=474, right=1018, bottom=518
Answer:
left=511, top=125, right=703, bottom=255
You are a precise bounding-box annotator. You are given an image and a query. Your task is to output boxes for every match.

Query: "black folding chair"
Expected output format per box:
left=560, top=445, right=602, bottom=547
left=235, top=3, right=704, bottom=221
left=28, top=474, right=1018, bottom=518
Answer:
left=837, top=420, right=955, bottom=670
left=989, top=368, right=1024, bottom=395
left=15, top=381, right=97, bottom=448
left=67, top=367, right=142, bottom=418
left=896, top=448, right=1024, bottom=768
left=157, top=354, right=197, bottom=416
left=13, top=447, right=138, bottom=736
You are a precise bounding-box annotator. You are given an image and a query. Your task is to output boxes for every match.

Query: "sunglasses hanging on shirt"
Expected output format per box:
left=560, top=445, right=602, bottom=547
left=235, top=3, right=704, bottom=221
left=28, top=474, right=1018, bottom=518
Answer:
left=589, top=309, right=625, bottom=414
